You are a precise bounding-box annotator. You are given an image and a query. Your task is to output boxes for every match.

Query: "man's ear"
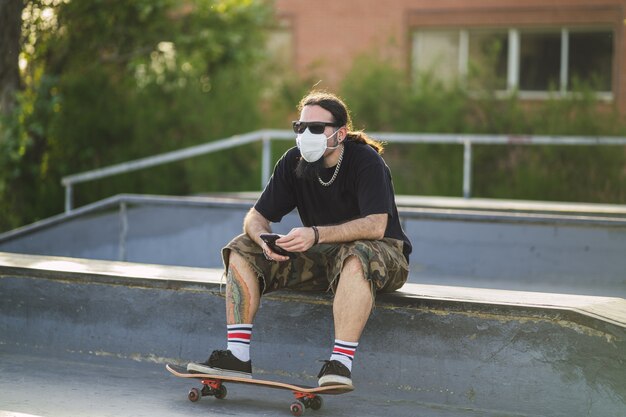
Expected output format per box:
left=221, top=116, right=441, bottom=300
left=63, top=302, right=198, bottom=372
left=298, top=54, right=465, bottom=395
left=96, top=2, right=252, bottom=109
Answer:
left=339, top=126, right=348, bottom=142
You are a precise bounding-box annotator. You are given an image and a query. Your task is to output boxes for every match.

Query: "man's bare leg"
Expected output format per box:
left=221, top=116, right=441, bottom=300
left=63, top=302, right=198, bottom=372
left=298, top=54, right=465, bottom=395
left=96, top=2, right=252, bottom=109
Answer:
left=333, top=255, right=373, bottom=342
left=186, top=251, right=259, bottom=375
left=225, top=252, right=261, bottom=324
left=319, top=256, right=373, bottom=386
left=186, top=252, right=260, bottom=375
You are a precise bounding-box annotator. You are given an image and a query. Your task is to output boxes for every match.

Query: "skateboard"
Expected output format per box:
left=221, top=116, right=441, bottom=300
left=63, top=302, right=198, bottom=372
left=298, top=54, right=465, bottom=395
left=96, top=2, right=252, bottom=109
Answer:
left=166, top=364, right=353, bottom=416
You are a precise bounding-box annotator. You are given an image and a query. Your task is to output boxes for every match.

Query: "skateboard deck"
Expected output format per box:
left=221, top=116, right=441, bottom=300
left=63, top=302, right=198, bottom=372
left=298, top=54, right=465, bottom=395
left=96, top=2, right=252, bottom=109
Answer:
left=166, top=364, right=353, bottom=416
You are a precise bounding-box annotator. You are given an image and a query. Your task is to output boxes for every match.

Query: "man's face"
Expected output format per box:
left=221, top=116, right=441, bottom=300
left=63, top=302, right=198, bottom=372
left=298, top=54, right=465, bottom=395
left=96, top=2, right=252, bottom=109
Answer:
left=299, top=104, right=338, bottom=147
left=294, top=105, right=340, bottom=180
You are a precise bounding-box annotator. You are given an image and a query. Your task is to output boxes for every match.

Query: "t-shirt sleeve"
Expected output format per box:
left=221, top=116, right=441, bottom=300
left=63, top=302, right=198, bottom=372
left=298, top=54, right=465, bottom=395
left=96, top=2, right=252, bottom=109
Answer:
left=254, top=153, right=297, bottom=223
left=356, top=156, right=394, bottom=217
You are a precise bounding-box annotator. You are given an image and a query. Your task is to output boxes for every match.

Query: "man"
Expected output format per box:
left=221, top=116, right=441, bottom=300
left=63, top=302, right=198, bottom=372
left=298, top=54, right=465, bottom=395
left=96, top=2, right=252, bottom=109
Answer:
left=188, top=91, right=412, bottom=387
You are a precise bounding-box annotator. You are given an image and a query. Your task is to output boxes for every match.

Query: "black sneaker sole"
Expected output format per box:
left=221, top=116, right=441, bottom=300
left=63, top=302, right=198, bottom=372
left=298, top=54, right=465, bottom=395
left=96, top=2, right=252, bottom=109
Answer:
left=318, top=374, right=353, bottom=386
left=187, top=363, right=252, bottom=379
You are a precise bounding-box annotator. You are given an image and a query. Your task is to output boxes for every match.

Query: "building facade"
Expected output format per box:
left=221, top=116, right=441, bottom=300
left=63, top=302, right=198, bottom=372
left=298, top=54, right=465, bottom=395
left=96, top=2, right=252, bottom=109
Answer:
left=273, top=0, right=625, bottom=112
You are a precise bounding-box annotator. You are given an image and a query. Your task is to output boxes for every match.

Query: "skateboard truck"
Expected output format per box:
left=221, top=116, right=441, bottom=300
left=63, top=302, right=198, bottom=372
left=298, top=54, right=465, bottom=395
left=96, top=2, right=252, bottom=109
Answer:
left=291, top=391, right=323, bottom=416
left=187, top=378, right=227, bottom=401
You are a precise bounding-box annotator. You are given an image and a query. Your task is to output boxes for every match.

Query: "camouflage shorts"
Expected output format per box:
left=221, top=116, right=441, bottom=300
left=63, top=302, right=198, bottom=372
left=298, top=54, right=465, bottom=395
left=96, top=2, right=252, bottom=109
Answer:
left=221, top=234, right=409, bottom=295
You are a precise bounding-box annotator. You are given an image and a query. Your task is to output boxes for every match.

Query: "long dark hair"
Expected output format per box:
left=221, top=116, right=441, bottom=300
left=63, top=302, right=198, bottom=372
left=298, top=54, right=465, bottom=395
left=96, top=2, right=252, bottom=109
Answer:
left=298, top=91, right=384, bottom=154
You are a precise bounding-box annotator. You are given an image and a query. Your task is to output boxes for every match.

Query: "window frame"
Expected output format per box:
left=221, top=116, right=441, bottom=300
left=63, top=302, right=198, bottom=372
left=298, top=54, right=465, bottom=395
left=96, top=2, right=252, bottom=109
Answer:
left=412, top=26, right=614, bottom=101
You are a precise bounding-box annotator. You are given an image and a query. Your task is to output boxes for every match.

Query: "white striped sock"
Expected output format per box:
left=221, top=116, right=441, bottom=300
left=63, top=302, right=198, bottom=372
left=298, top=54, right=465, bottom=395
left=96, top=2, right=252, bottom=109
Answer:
left=227, top=324, right=252, bottom=362
left=329, top=339, right=358, bottom=371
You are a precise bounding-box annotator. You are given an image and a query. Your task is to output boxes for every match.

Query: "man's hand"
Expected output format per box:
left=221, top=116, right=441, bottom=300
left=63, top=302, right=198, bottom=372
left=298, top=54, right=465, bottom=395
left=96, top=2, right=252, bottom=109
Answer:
left=260, top=238, right=291, bottom=262
left=243, top=208, right=290, bottom=262
left=276, top=227, right=317, bottom=253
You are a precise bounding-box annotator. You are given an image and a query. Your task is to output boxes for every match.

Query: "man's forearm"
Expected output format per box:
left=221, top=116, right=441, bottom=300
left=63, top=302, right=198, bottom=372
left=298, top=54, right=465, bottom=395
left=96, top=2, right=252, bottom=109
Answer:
left=243, top=208, right=272, bottom=246
left=316, top=213, right=387, bottom=244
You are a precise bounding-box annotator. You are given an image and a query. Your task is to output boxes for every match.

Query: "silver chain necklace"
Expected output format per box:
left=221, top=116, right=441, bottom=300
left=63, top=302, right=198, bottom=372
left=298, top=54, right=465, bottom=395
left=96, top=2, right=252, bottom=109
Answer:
left=317, top=144, right=344, bottom=187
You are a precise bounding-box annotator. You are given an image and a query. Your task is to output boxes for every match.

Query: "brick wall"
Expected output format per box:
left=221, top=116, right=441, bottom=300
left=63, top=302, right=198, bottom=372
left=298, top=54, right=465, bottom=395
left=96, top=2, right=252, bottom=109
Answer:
left=275, top=0, right=626, bottom=113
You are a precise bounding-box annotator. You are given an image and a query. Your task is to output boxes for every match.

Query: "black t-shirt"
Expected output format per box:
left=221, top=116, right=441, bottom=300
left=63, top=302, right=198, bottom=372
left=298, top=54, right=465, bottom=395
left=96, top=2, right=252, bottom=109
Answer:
left=254, top=140, right=412, bottom=260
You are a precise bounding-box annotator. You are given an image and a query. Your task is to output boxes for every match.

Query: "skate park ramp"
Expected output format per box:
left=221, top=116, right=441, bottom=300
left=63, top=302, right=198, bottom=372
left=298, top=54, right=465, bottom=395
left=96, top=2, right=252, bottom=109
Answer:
left=1, top=194, right=626, bottom=415
left=1, top=193, right=626, bottom=297
left=1, top=252, right=625, bottom=417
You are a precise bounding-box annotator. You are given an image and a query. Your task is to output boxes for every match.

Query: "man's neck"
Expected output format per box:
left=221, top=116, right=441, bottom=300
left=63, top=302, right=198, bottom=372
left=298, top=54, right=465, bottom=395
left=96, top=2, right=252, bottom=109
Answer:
left=323, top=144, right=343, bottom=168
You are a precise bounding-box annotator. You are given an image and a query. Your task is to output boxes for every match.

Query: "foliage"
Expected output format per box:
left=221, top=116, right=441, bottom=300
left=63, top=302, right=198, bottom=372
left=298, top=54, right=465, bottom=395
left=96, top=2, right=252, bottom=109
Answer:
left=0, top=0, right=273, bottom=231
left=2, top=9, right=626, bottom=233
left=340, top=53, right=626, bottom=203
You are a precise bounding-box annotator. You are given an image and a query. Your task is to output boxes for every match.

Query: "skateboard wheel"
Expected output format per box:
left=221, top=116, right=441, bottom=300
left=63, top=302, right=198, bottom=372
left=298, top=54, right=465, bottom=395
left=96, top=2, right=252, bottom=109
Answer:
left=188, top=387, right=201, bottom=402
left=290, top=400, right=304, bottom=416
left=310, top=395, right=323, bottom=410
left=214, top=385, right=228, bottom=400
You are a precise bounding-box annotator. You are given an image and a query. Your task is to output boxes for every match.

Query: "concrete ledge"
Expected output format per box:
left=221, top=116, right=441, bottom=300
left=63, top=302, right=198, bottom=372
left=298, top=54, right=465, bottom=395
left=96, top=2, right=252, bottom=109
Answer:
left=392, top=283, right=626, bottom=329
left=0, top=251, right=221, bottom=290
left=1, top=252, right=624, bottom=330
left=214, top=192, right=626, bottom=217
left=1, top=252, right=625, bottom=416
left=3, top=194, right=626, bottom=298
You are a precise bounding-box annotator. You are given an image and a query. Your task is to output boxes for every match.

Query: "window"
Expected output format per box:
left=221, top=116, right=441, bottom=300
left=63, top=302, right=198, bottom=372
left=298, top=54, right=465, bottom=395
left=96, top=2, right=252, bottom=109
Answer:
left=468, top=29, right=508, bottom=90
left=266, top=27, right=293, bottom=69
left=569, top=30, right=613, bottom=92
left=411, top=26, right=614, bottom=98
left=519, top=30, right=561, bottom=91
left=412, top=30, right=460, bottom=85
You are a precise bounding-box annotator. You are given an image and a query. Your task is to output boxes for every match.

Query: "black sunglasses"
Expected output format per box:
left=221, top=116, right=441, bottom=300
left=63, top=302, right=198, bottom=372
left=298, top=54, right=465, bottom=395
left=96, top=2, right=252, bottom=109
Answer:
left=292, top=121, right=340, bottom=135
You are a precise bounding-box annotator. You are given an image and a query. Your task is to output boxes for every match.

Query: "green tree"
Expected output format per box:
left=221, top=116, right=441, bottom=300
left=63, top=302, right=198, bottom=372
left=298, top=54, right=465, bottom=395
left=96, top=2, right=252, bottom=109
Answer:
left=0, top=0, right=23, bottom=115
left=0, top=0, right=274, bottom=231
left=0, top=0, right=25, bottom=228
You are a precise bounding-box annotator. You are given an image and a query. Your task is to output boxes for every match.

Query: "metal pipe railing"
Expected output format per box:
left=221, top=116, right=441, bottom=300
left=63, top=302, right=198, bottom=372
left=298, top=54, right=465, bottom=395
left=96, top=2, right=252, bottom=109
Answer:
left=61, top=130, right=626, bottom=212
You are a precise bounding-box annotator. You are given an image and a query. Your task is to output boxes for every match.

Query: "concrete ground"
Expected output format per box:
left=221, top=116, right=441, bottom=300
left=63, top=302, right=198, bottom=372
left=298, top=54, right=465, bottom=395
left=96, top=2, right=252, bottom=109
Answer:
left=2, top=254, right=625, bottom=417
left=0, top=347, right=495, bottom=417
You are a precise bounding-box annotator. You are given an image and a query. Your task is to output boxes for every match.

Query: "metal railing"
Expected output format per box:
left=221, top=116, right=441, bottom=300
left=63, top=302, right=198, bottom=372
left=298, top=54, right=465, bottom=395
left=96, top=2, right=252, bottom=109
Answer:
left=61, top=129, right=626, bottom=212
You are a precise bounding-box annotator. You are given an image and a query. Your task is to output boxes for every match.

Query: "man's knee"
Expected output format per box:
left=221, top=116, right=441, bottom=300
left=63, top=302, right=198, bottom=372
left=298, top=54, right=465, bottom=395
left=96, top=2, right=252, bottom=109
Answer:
left=224, top=249, right=240, bottom=272
left=228, top=250, right=241, bottom=264
left=226, top=250, right=252, bottom=279
left=337, top=255, right=375, bottom=303
left=340, top=255, right=367, bottom=283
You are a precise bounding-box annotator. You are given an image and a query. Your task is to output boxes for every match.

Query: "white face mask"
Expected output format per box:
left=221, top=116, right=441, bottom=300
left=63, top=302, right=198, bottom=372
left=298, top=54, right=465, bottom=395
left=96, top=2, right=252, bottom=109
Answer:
left=296, top=128, right=340, bottom=163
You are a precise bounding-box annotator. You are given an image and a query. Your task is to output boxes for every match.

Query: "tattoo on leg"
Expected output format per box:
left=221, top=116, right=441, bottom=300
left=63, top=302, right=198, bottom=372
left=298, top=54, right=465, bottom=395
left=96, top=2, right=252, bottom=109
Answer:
left=226, top=263, right=251, bottom=324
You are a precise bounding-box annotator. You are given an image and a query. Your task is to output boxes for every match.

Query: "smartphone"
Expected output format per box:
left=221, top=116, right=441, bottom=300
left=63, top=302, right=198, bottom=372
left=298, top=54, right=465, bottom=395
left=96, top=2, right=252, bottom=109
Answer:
left=259, top=233, right=295, bottom=258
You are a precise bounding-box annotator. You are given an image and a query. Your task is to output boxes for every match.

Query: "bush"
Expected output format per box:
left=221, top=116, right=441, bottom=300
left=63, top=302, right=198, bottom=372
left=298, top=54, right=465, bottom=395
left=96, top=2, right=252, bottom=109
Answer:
left=340, top=53, right=626, bottom=203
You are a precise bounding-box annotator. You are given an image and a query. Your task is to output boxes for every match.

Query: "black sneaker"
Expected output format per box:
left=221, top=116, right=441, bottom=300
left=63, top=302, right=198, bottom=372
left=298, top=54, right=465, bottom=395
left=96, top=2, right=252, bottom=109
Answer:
left=187, top=350, right=252, bottom=379
left=317, top=360, right=353, bottom=387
